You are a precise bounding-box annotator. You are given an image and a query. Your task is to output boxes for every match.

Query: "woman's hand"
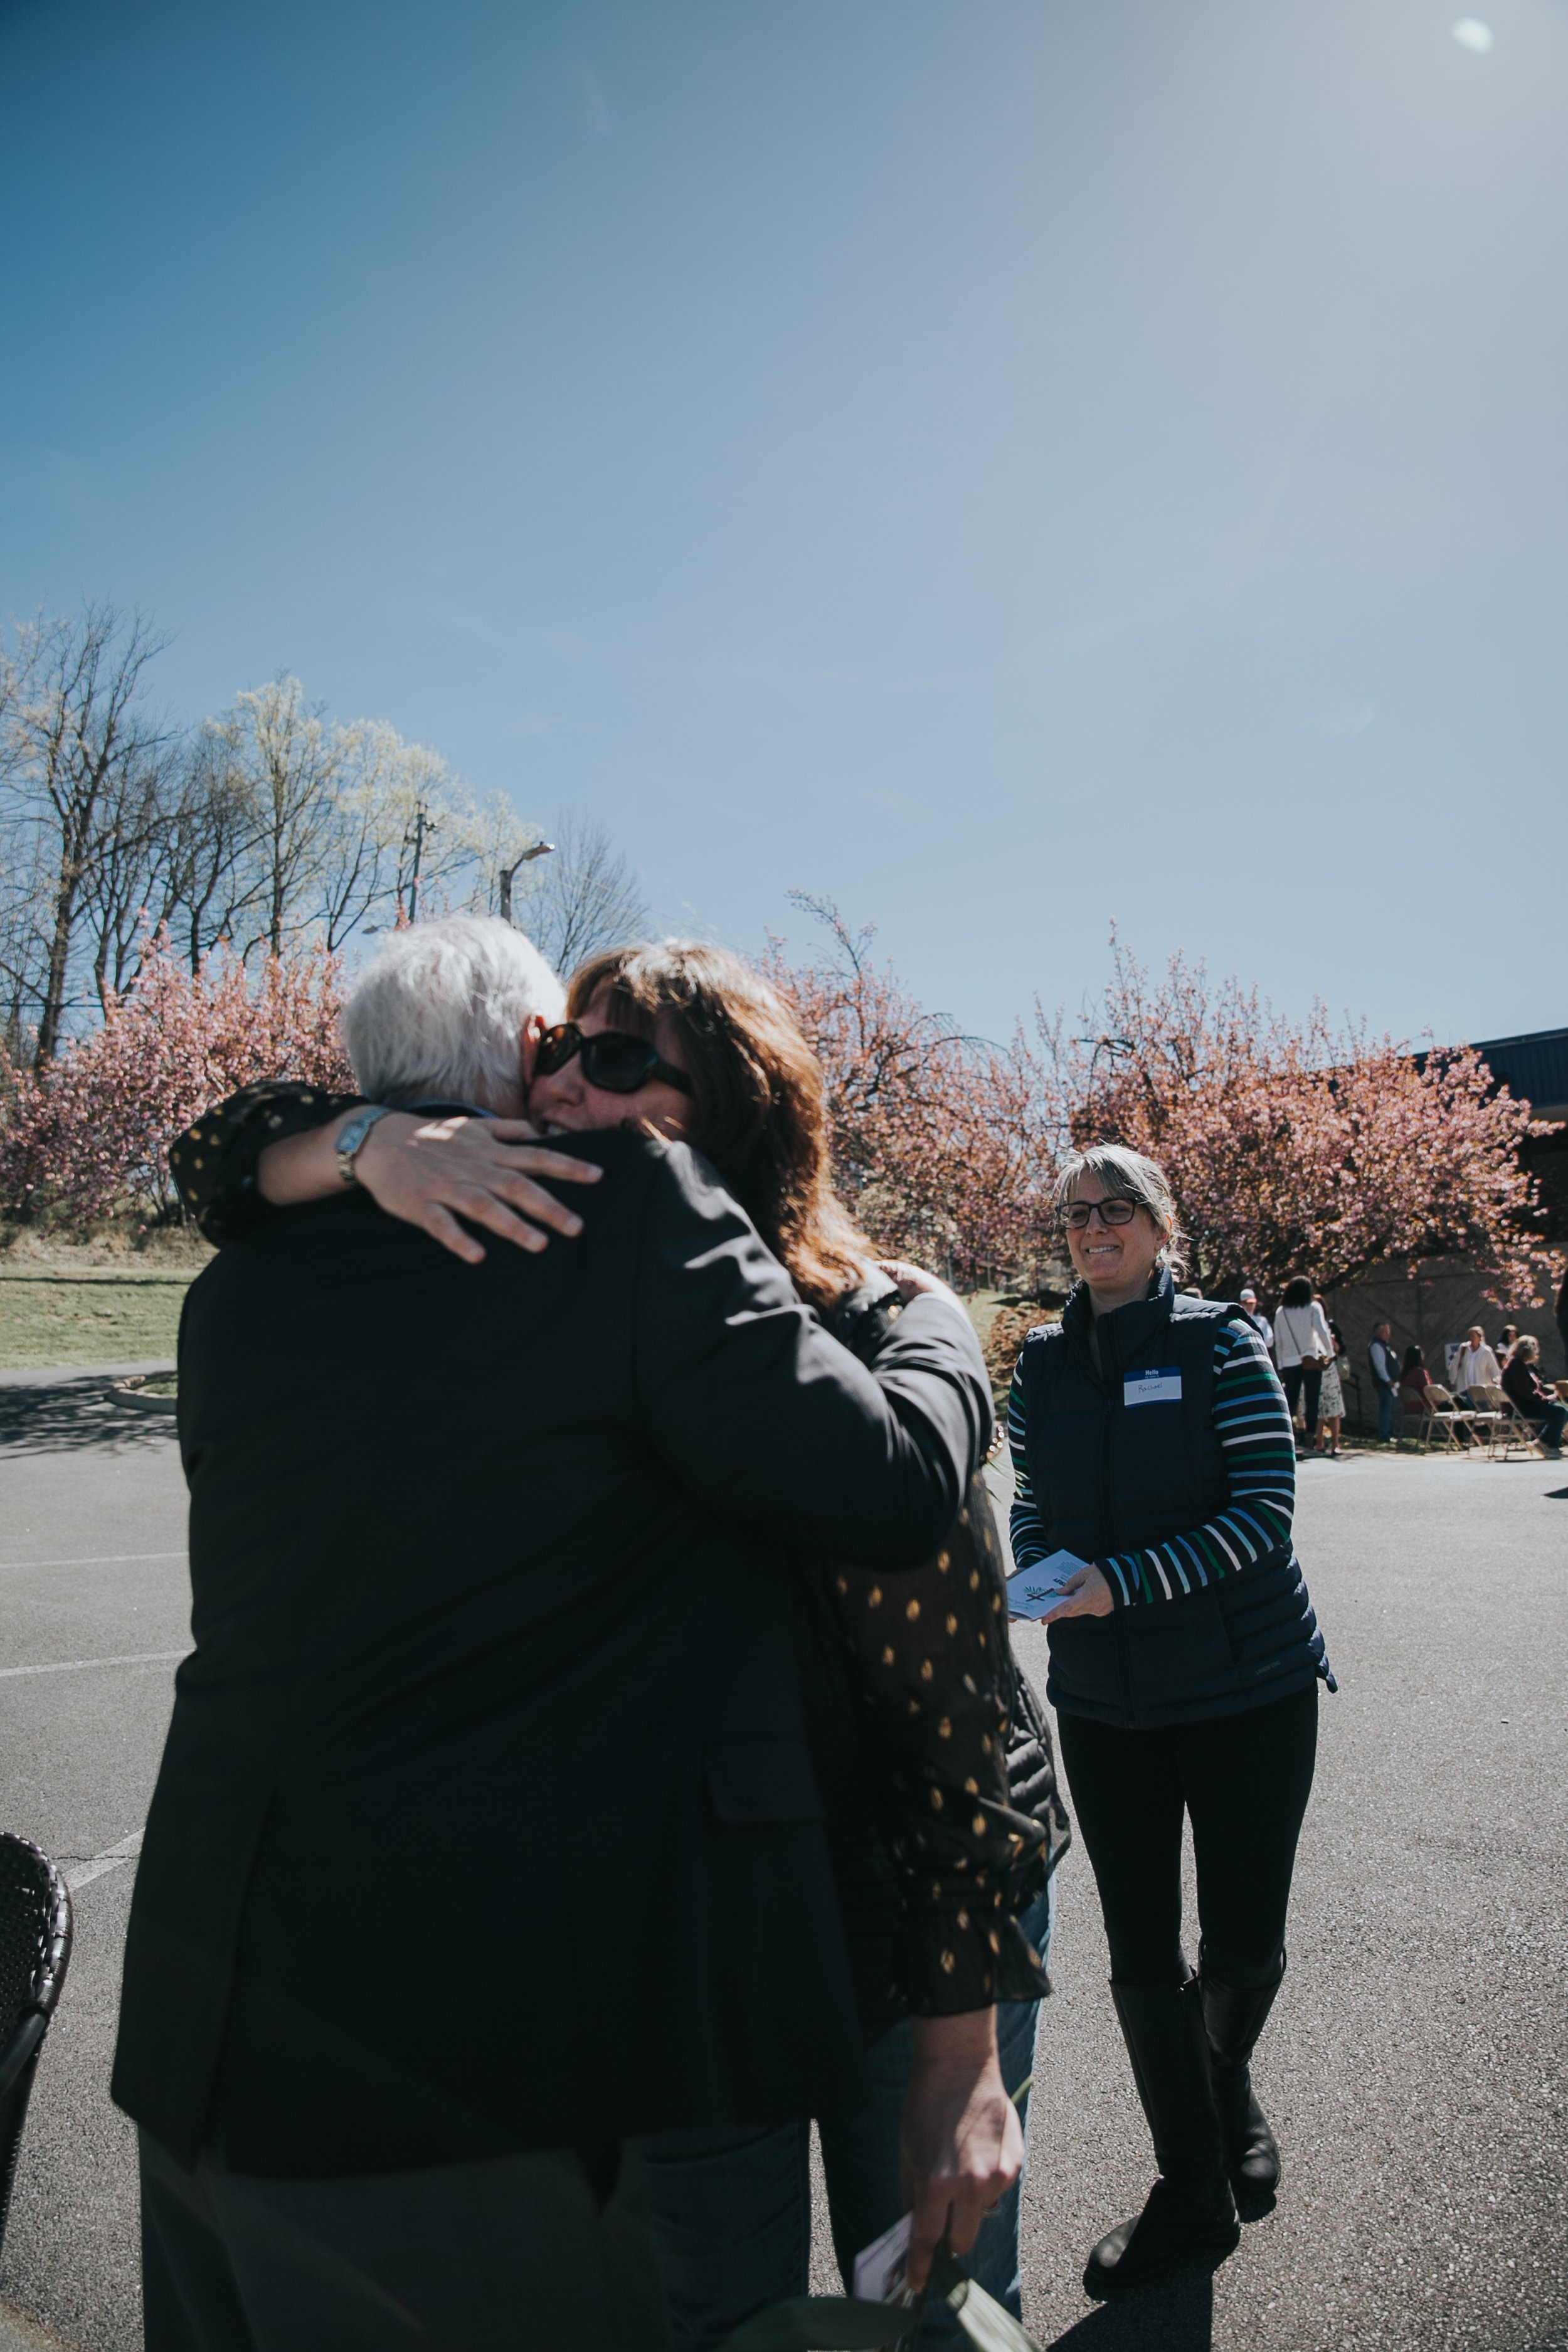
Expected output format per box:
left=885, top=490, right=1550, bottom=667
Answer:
left=901, top=2010, right=1024, bottom=2293
left=1042, top=1562, right=1115, bottom=1621
left=351, top=1113, right=603, bottom=1264
left=255, top=1110, right=603, bottom=1264
left=876, top=1258, right=967, bottom=1314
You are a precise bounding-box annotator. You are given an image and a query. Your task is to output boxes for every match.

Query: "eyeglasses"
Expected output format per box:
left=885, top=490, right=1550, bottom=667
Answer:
left=1059, top=1197, right=1140, bottom=1232
left=534, top=1022, right=694, bottom=1098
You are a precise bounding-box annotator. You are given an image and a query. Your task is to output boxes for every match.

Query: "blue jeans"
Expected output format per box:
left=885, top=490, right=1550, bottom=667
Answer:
left=1528, top=1398, right=1567, bottom=1449
left=638, top=1880, right=1054, bottom=2352
left=1376, top=1384, right=1397, bottom=1441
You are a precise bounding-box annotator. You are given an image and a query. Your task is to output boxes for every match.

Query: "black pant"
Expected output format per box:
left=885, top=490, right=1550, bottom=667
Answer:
left=139, top=2129, right=671, bottom=2352
left=1279, top=1363, right=1322, bottom=1440
left=1525, top=1399, right=1567, bottom=1449
left=1056, top=1683, right=1318, bottom=1988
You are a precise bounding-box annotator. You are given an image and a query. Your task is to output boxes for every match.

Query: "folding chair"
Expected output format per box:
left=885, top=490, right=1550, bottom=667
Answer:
left=1451, top=1387, right=1506, bottom=1453
left=0, top=1834, right=74, bottom=2259
left=1472, top=1384, right=1545, bottom=1462
left=1414, top=1383, right=1474, bottom=1452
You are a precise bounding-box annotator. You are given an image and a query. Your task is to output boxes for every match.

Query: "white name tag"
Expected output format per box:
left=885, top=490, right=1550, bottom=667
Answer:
left=1125, top=1368, right=1182, bottom=1406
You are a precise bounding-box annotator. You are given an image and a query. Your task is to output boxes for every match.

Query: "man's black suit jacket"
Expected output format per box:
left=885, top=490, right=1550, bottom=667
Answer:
left=111, top=1129, right=990, bottom=2177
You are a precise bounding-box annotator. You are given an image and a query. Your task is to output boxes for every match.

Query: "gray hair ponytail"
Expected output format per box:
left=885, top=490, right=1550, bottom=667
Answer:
left=1052, top=1143, right=1190, bottom=1285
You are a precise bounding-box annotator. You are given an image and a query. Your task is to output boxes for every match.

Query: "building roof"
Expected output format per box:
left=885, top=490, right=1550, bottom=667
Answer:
left=1471, top=1027, right=1568, bottom=1120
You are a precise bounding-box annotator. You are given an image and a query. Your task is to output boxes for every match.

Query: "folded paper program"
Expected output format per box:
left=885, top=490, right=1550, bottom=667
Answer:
left=1006, top=1548, right=1088, bottom=1621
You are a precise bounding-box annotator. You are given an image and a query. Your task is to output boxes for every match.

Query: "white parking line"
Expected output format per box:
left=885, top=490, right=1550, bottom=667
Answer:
left=0, top=1550, right=187, bottom=1571
left=0, top=1648, right=189, bottom=1680
left=66, top=1831, right=144, bottom=1892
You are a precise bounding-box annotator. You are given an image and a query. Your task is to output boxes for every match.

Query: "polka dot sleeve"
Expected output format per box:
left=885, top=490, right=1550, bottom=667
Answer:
left=168, top=1083, right=364, bottom=1241
left=827, top=1471, right=1052, bottom=2016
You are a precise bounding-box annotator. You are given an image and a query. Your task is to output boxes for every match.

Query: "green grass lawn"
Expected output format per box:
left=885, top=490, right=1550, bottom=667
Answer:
left=0, top=1256, right=207, bottom=1369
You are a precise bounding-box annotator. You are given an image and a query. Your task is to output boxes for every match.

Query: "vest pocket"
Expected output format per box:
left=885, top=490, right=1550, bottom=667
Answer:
left=1122, top=1581, right=1238, bottom=1711
left=1045, top=1614, right=1121, bottom=1715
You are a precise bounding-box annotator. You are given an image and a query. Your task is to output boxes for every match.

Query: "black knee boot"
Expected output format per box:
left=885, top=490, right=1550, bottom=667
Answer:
left=1084, top=1976, right=1240, bottom=2298
left=1200, top=1954, right=1285, bottom=2195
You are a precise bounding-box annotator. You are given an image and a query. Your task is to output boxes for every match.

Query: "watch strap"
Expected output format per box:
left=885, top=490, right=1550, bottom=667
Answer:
left=336, top=1104, right=395, bottom=1185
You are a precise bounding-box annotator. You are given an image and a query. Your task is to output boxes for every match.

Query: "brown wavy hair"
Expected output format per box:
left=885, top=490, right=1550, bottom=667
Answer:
left=566, top=940, right=870, bottom=1309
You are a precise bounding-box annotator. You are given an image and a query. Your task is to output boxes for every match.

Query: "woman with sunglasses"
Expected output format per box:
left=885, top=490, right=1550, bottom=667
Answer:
left=1009, top=1145, right=1333, bottom=2299
left=167, top=938, right=1065, bottom=2349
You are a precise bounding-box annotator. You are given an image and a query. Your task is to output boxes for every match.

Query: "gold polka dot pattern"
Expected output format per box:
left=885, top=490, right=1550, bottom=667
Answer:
left=169, top=1083, right=366, bottom=1240
left=824, top=1467, right=1052, bottom=2016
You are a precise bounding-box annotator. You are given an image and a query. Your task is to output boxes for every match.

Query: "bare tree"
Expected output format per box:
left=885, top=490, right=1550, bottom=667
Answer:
left=0, top=605, right=173, bottom=1061
left=0, top=821, right=53, bottom=1064
left=310, top=721, right=422, bottom=950
left=75, top=733, right=188, bottom=1006
left=516, top=815, right=649, bottom=973
left=209, top=675, right=349, bottom=956
left=0, top=616, right=589, bottom=1041
left=154, top=724, right=270, bottom=970
left=0, top=640, right=44, bottom=1052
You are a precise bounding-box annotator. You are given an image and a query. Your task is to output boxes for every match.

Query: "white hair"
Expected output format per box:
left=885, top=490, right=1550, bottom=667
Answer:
left=341, top=916, right=566, bottom=1108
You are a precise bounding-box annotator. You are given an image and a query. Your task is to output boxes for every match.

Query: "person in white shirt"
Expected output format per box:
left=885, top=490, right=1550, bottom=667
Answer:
left=1273, top=1276, right=1334, bottom=1450
left=1238, top=1286, right=1273, bottom=1354
left=1451, top=1327, right=1502, bottom=1398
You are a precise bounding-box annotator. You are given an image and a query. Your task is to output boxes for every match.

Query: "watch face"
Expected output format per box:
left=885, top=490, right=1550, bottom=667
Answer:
left=338, top=1114, right=375, bottom=1175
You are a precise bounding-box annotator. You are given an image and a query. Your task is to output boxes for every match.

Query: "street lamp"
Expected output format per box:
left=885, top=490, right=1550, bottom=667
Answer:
left=498, top=840, right=554, bottom=924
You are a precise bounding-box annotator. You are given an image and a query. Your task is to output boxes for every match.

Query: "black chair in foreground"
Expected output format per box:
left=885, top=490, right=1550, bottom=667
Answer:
left=0, top=1833, right=74, bottom=2260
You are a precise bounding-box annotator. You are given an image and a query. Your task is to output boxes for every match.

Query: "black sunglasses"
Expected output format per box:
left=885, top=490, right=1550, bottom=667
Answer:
left=534, top=1021, right=694, bottom=1097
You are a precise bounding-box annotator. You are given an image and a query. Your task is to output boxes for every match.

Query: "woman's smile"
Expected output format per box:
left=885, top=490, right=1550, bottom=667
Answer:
left=1064, top=1174, right=1166, bottom=1310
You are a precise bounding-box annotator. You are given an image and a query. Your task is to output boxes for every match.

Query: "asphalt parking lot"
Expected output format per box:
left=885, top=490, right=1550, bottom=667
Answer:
left=1, top=1376, right=1564, bottom=2352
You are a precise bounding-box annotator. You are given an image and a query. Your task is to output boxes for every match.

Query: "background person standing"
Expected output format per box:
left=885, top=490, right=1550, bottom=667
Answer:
left=1451, top=1326, right=1503, bottom=1399
left=1367, top=1322, right=1401, bottom=1443
left=1009, top=1146, right=1333, bottom=2299
left=1273, top=1279, right=1333, bottom=1452
left=1314, top=1310, right=1345, bottom=1458
left=1237, top=1286, right=1273, bottom=1355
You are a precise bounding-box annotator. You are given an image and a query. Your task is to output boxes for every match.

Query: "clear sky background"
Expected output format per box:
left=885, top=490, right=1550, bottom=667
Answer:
left=2, top=0, right=1563, bottom=1051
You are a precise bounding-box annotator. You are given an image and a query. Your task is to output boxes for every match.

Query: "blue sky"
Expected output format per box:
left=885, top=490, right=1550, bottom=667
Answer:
left=3, top=0, right=1564, bottom=1051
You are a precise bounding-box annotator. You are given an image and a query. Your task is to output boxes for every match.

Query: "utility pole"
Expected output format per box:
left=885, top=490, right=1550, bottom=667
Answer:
left=498, top=839, right=554, bottom=924
left=403, top=801, right=436, bottom=926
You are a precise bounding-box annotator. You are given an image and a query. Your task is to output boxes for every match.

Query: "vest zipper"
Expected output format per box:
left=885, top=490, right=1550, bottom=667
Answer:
left=1095, top=1315, right=1134, bottom=1729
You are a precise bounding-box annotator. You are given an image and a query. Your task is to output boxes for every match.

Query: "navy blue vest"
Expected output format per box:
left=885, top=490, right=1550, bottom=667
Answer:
left=1015, top=1271, right=1329, bottom=1730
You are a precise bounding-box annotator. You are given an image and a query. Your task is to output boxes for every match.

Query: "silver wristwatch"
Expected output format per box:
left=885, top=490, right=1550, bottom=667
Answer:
left=335, top=1104, right=395, bottom=1185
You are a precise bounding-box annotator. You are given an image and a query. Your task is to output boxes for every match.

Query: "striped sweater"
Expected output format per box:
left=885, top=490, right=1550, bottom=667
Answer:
left=1007, top=1320, right=1296, bottom=1608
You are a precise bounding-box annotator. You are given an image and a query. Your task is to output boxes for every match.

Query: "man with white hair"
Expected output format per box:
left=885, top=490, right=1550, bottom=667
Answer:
left=1237, top=1286, right=1273, bottom=1355
left=167, top=915, right=594, bottom=1262
left=342, top=911, right=566, bottom=1110
left=115, top=917, right=993, bottom=2352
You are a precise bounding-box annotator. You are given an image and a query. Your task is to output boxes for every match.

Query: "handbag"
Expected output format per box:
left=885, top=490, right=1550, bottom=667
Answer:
left=1279, top=1306, right=1328, bottom=1370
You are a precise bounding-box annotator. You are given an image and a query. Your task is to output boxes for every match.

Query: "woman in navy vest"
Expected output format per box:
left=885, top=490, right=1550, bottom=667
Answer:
left=1008, top=1145, right=1333, bottom=2297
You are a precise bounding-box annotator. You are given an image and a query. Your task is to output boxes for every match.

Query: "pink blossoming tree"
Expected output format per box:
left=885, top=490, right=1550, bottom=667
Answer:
left=765, top=898, right=1056, bottom=1290
left=1039, top=937, right=1560, bottom=1306
left=0, top=932, right=351, bottom=1228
